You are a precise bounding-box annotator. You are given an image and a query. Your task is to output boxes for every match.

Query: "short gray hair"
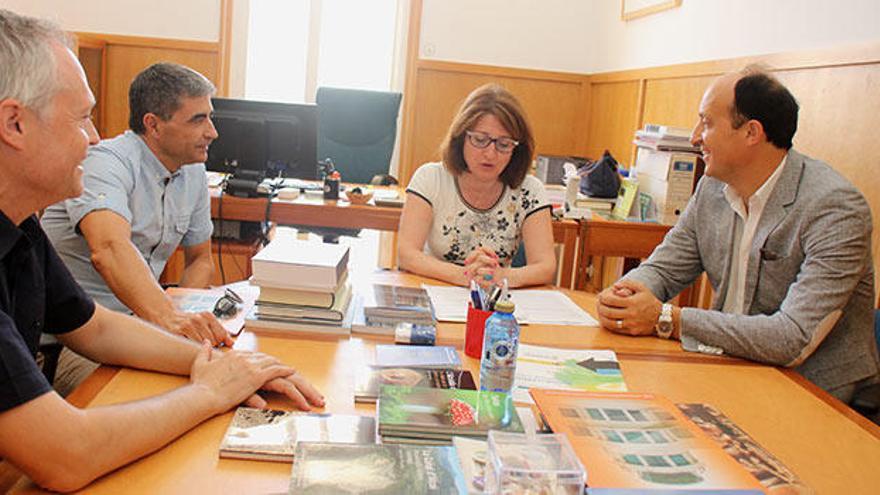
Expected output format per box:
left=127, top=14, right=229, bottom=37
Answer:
left=0, top=9, right=72, bottom=115
left=129, top=63, right=216, bottom=134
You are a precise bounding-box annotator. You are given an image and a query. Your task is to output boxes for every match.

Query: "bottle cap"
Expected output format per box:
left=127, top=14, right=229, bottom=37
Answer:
left=493, top=300, right=515, bottom=314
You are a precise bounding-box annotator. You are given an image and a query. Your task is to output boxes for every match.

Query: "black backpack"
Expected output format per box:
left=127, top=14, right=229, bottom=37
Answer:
left=579, top=150, right=621, bottom=199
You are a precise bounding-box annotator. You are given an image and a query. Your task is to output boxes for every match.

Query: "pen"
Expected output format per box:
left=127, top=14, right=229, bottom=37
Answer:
left=469, top=280, right=482, bottom=310
left=486, top=285, right=502, bottom=311
left=500, top=278, right=509, bottom=303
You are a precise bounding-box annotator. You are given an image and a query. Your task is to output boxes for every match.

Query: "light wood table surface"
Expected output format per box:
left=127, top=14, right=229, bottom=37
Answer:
left=9, top=273, right=880, bottom=494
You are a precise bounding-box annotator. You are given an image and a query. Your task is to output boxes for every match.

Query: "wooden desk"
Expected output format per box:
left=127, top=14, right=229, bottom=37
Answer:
left=9, top=273, right=879, bottom=494
left=210, top=190, right=581, bottom=288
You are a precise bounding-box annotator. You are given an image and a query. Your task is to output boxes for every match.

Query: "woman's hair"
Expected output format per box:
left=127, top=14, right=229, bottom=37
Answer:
left=439, top=84, right=535, bottom=188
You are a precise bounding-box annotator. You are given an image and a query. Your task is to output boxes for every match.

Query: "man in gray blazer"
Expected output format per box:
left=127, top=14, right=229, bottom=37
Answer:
left=597, top=68, right=878, bottom=402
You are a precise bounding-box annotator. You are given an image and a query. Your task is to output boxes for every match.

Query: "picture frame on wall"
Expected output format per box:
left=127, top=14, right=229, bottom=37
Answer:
left=621, top=0, right=682, bottom=21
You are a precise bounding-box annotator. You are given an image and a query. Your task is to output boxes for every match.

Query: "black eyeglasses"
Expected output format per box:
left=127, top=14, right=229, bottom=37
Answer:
left=213, top=288, right=243, bottom=318
left=464, top=130, right=519, bottom=154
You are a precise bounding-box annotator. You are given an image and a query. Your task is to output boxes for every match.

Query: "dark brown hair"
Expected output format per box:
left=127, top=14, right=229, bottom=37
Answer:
left=439, top=84, right=535, bottom=188
left=730, top=66, right=798, bottom=149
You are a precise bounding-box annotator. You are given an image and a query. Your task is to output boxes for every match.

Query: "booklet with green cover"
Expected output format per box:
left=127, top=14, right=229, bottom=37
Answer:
left=289, top=442, right=466, bottom=495
left=378, top=385, right=523, bottom=439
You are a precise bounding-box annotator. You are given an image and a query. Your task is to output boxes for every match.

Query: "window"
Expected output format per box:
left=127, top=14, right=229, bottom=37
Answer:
left=245, top=0, right=405, bottom=104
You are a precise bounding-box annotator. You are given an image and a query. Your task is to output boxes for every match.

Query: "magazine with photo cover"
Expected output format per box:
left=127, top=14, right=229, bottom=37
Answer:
left=219, top=408, right=375, bottom=462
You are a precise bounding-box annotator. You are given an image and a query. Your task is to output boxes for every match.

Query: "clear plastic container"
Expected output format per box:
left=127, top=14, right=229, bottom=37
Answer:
left=484, top=431, right=586, bottom=495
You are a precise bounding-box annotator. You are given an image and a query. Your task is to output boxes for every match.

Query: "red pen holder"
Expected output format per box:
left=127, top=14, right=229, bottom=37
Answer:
left=464, top=304, right=493, bottom=359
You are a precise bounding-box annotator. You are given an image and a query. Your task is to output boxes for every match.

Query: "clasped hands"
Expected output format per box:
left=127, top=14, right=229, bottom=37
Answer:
left=596, top=279, right=662, bottom=336
left=463, top=246, right=508, bottom=290
left=190, top=340, right=325, bottom=412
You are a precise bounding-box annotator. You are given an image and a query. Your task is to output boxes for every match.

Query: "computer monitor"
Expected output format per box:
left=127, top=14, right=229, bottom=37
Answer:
left=207, top=97, right=318, bottom=180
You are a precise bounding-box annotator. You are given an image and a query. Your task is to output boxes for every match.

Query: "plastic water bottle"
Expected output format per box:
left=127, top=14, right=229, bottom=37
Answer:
left=479, top=300, right=520, bottom=393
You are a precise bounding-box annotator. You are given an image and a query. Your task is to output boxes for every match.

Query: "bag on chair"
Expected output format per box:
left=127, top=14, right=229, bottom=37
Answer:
left=578, top=150, right=621, bottom=199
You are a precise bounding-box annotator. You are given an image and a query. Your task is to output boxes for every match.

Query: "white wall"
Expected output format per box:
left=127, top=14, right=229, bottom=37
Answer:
left=590, top=0, right=880, bottom=73
left=420, top=0, right=595, bottom=73
left=420, top=0, right=880, bottom=73
left=1, top=0, right=221, bottom=41
left=228, top=0, right=251, bottom=97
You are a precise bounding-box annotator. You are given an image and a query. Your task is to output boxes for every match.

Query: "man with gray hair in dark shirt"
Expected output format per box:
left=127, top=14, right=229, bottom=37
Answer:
left=0, top=9, right=323, bottom=492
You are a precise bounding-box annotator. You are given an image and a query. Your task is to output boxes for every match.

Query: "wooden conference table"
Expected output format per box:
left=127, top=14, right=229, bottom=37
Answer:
left=9, top=272, right=880, bottom=494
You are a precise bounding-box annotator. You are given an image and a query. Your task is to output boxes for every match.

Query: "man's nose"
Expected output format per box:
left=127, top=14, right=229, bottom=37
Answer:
left=206, top=119, right=219, bottom=140
left=87, top=118, right=100, bottom=144
left=690, top=123, right=702, bottom=147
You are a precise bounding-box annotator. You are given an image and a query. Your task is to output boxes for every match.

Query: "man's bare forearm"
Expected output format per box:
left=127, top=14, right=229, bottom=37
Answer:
left=59, top=305, right=199, bottom=376
left=178, top=252, right=214, bottom=288
left=90, top=239, right=178, bottom=325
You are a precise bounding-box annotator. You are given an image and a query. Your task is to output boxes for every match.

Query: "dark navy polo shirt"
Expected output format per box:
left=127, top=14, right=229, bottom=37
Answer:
left=0, top=212, right=95, bottom=412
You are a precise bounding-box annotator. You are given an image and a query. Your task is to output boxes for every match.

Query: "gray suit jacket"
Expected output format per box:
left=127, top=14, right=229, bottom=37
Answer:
left=626, top=149, right=879, bottom=392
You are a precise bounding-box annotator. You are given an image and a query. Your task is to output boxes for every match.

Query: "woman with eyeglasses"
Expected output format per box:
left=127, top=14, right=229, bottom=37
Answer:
left=397, top=84, right=555, bottom=289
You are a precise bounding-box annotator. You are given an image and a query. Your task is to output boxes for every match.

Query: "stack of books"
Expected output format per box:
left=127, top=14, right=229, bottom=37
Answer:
left=574, top=192, right=617, bottom=213
left=245, top=238, right=355, bottom=335
left=351, top=284, right=436, bottom=336
left=633, top=123, right=700, bottom=153
left=377, top=385, right=524, bottom=445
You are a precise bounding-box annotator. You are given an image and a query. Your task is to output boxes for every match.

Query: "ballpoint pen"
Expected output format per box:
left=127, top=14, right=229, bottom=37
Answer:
left=486, top=285, right=502, bottom=311
left=469, top=280, right=483, bottom=310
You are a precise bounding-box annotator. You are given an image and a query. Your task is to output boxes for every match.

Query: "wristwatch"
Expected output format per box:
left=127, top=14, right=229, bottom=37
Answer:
left=656, top=303, right=673, bottom=339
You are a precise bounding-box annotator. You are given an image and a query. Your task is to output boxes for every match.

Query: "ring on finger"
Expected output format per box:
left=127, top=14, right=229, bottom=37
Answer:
left=616, top=319, right=623, bottom=329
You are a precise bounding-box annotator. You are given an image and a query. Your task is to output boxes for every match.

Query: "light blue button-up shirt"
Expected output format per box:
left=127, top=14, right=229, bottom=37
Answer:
left=41, top=130, right=213, bottom=313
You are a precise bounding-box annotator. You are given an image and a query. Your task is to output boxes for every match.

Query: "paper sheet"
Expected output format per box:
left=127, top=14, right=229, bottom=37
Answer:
left=422, top=285, right=597, bottom=326
left=167, top=281, right=258, bottom=336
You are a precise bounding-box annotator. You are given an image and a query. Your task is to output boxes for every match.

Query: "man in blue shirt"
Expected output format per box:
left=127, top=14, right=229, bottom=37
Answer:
left=0, top=11, right=323, bottom=491
left=42, top=63, right=231, bottom=393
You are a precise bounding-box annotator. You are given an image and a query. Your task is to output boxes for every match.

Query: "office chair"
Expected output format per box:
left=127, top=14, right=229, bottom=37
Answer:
left=304, top=87, right=402, bottom=242
left=850, top=309, right=880, bottom=425
left=574, top=219, right=704, bottom=307
left=316, top=87, right=402, bottom=185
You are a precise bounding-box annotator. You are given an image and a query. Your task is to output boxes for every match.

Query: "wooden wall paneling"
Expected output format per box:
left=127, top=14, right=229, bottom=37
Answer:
left=585, top=80, right=641, bottom=167
left=641, top=76, right=713, bottom=133
left=103, top=44, right=220, bottom=138
left=775, top=63, right=880, bottom=290
left=401, top=62, right=590, bottom=186
left=76, top=41, right=107, bottom=135
left=398, top=0, right=424, bottom=188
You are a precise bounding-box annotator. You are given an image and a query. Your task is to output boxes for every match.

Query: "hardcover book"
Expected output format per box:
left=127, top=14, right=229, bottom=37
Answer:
left=355, top=366, right=476, bottom=403
left=251, top=238, right=349, bottom=290
left=374, top=345, right=461, bottom=369
left=378, top=386, right=524, bottom=442
left=245, top=300, right=354, bottom=337
left=253, top=282, right=352, bottom=322
left=529, top=390, right=763, bottom=493
left=218, top=408, right=375, bottom=462
left=512, top=345, right=627, bottom=403
left=256, top=275, right=350, bottom=309
left=289, top=443, right=466, bottom=495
